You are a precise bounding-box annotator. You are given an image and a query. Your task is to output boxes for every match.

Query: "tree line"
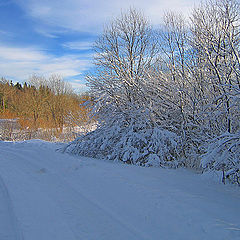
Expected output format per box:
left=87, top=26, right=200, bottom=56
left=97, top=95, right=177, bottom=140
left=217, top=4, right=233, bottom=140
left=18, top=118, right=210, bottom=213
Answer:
left=0, top=75, right=91, bottom=140
left=65, top=0, right=240, bottom=184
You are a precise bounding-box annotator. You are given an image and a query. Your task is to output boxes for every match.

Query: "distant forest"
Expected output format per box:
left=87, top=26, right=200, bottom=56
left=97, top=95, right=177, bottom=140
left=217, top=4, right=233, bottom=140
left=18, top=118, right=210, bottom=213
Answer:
left=0, top=75, right=91, bottom=139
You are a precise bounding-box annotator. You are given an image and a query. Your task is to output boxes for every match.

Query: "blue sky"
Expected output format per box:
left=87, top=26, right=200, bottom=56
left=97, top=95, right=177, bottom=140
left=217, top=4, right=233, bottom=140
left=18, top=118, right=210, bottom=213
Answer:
left=0, top=0, right=198, bottom=93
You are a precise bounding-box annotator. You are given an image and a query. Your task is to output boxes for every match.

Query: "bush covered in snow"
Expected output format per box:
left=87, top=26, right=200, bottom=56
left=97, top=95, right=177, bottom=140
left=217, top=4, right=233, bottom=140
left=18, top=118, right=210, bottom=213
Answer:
left=65, top=117, right=181, bottom=167
left=201, top=132, right=240, bottom=185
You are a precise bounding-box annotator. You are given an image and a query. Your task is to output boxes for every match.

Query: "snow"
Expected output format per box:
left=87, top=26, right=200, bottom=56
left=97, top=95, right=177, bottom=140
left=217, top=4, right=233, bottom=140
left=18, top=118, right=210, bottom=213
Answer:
left=0, top=140, right=240, bottom=240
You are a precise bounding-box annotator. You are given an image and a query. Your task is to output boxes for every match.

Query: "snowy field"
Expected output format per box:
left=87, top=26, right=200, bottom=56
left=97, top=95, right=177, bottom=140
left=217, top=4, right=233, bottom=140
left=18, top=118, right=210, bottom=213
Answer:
left=0, top=140, right=239, bottom=240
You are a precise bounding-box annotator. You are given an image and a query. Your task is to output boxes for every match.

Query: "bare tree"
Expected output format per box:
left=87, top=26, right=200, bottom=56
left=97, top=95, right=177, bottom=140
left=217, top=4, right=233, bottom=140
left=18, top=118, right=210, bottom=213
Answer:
left=47, top=74, right=73, bottom=95
left=189, top=0, right=240, bottom=182
left=158, top=12, right=191, bottom=126
left=87, top=8, right=159, bottom=123
left=191, top=0, right=240, bottom=134
left=28, top=74, right=73, bottom=95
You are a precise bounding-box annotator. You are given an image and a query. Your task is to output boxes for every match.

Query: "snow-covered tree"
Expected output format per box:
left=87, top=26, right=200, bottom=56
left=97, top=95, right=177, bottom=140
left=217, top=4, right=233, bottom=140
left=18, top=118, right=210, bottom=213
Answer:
left=65, top=1, right=240, bottom=184
left=65, top=8, right=182, bottom=166
left=190, top=0, right=240, bottom=183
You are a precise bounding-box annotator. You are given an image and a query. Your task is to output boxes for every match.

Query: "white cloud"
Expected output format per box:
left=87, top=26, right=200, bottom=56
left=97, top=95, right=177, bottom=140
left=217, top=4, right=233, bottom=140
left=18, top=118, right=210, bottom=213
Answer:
left=62, top=41, right=93, bottom=51
left=34, top=28, right=59, bottom=38
left=70, top=81, right=89, bottom=93
left=0, top=45, right=91, bottom=88
left=16, top=0, right=200, bottom=34
left=0, top=46, right=47, bottom=61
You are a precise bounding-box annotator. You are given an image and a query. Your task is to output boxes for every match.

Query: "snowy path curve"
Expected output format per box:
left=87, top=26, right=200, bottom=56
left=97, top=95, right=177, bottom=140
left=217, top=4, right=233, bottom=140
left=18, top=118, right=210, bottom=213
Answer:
left=0, top=140, right=240, bottom=240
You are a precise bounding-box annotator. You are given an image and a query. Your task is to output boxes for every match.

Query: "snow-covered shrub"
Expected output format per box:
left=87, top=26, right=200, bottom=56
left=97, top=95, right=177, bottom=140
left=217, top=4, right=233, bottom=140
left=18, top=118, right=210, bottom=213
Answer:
left=64, top=115, right=181, bottom=167
left=178, top=131, right=203, bottom=169
left=201, top=132, right=240, bottom=185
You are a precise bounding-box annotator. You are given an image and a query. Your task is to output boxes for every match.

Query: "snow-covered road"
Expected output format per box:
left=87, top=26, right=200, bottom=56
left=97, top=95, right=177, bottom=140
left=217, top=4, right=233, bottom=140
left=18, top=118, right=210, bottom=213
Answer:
left=0, top=140, right=239, bottom=240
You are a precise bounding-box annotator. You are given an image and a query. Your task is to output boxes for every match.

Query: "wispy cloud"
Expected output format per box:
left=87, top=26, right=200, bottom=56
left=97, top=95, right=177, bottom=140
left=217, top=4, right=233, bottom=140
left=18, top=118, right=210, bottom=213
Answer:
left=0, top=46, right=46, bottom=61
left=0, top=45, right=91, bottom=88
left=70, top=80, right=89, bottom=93
left=34, top=28, right=59, bottom=38
left=16, top=0, right=199, bottom=34
left=62, top=41, right=94, bottom=51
